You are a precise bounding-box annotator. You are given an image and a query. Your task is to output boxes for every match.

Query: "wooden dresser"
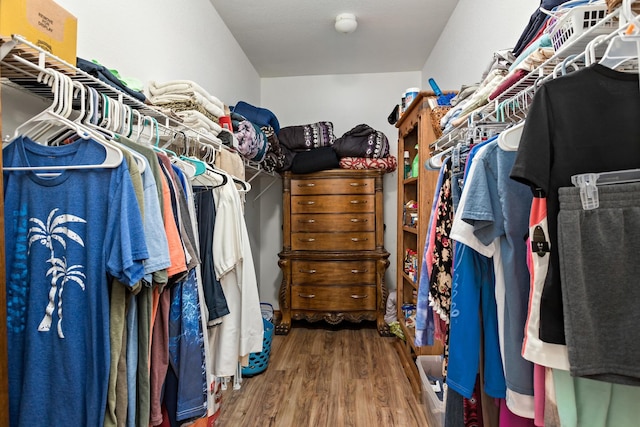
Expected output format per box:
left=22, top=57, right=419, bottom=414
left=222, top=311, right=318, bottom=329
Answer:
left=277, top=169, right=390, bottom=336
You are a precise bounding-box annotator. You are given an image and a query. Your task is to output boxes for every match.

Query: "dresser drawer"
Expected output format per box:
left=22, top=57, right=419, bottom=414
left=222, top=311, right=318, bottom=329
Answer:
left=291, top=177, right=374, bottom=196
left=291, top=232, right=375, bottom=251
left=291, top=260, right=376, bottom=285
left=291, top=194, right=374, bottom=214
left=291, top=213, right=375, bottom=233
left=291, top=285, right=377, bottom=311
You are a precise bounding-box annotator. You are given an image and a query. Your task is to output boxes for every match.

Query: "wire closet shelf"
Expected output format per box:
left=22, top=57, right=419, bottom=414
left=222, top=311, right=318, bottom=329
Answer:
left=429, top=5, right=625, bottom=154
left=0, top=34, right=274, bottom=178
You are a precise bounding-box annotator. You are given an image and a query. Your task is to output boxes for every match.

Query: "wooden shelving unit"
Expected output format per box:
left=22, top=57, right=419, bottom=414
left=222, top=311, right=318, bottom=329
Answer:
left=395, top=91, right=444, bottom=397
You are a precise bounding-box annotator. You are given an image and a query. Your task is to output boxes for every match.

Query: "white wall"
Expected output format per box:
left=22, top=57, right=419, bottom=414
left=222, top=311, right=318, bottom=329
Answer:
left=54, top=0, right=260, bottom=106
left=259, top=71, right=422, bottom=307
left=421, top=0, right=540, bottom=91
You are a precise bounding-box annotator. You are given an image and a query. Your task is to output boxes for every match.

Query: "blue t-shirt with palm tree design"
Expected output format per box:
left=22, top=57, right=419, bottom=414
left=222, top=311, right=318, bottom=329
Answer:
left=3, top=136, right=148, bottom=427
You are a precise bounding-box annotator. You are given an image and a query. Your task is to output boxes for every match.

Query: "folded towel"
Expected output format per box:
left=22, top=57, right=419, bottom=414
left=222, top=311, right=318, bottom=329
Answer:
left=148, top=93, right=225, bottom=119
left=147, top=80, right=225, bottom=109
left=176, top=110, right=222, bottom=136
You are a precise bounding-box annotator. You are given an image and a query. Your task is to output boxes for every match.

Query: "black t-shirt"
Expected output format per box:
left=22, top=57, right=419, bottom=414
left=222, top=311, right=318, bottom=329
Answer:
left=511, top=64, right=640, bottom=344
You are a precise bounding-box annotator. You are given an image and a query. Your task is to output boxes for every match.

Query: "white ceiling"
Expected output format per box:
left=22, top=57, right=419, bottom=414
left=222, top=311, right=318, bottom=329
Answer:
left=209, top=0, right=460, bottom=78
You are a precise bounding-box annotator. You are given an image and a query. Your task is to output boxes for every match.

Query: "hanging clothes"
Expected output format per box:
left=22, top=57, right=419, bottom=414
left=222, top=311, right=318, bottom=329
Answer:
left=3, top=136, right=149, bottom=427
left=210, top=176, right=264, bottom=377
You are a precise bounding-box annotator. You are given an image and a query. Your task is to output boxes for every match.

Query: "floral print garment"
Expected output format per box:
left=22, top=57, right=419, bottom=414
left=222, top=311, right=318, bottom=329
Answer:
left=429, top=158, right=454, bottom=376
left=429, top=158, right=453, bottom=323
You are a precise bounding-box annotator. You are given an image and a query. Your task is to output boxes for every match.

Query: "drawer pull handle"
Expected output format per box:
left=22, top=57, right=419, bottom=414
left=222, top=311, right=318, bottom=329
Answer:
left=298, top=293, right=316, bottom=299
left=349, top=183, right=368, bottom=187
left=351, top=269, right=369, bottom=274
left=299, top=269, right=317, bottom=274
left=299, top=219, right=316, bottom=223
left=351, top=237, right=368, bottom=242
left=298, top=183, right=316, bottom=187
left=350, top=200, right=367, bottom=204
left=350, top=218, right=368, bottom=223
left=298, top=238, right=316, bottom=242
left=298, top=201, right=316, bottom=205
left=350, top=294, right=369, bottom=299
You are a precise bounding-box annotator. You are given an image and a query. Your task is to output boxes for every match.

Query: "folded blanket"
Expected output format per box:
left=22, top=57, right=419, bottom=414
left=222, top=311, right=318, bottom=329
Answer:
left=290, top=146, right=339, bottom=174
left=147, top=80, right=225, bottom=109
left=148, top=93, right=225, bottom=119
left=339, top=156, right=398, bottom=173
left=332, top=124, right=390, bottom=159
left=260, top=126, right=287, bottom=173
left=278, top=122, right=335, bottom=151
left=232, top=101, right=280, bottom=134
left=176, top=110, right=222, bottom=136
left=233, top=118, right=268, bottom=162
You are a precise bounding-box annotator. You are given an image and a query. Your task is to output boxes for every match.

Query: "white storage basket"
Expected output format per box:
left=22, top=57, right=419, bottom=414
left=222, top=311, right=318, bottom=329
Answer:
left=548, top=3, right=613, bottom=53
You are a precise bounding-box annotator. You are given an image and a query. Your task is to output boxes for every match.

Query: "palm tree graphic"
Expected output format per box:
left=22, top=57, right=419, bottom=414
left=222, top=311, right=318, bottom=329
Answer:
left=27, top=208, right=86, bottom=338
left=46, top=257, right=86, bottom=338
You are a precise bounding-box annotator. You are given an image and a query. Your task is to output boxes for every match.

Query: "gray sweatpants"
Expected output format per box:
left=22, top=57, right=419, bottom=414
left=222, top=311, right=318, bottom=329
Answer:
left=557, top=182, right=640, bottom=386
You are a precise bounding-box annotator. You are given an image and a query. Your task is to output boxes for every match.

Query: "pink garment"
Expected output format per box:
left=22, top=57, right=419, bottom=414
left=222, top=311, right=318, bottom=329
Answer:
left=500, top=398, right=536, bottom=427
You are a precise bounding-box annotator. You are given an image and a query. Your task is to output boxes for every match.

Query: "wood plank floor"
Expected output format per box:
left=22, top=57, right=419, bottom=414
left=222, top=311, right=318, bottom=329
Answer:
left=216, top=321, right=430, bottom=427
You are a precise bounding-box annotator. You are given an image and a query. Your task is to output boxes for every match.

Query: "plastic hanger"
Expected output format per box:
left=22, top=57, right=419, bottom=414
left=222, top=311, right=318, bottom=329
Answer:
left=599, top=30, right=640, bottom=69
left=426, top=146, right=453, bottom=170
left=232, top=176, right=251, bottom=193
left=176, top=132, right=207, bottom=176
left=7, top=68, right=124, bottom=172
left=21, top=70, right=65, bottom=142
left=572, top=168, right=640, bottom=210
left=599, top=0, right=640, bottom=90
left=497, top=121, right=525, bottom=152
left=6, top=112, right=124, bottom=172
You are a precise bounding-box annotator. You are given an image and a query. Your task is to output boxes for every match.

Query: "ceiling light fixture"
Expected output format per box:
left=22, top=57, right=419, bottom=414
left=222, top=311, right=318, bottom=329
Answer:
left=335, top=13, right=357, bottom=34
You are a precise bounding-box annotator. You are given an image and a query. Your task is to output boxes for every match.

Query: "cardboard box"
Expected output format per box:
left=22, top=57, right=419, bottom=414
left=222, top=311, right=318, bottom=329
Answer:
left=0, top=0, right=77, bottom=65
left=416, top=355, right=445, bottom=427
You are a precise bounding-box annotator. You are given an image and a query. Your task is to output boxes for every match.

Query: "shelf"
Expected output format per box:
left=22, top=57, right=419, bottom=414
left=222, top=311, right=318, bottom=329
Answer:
left=402, top=272, right=418, bottom=290
left=402, top=226, right=418, bottom=234
left=403, top=176, right=418, bottom=185
left=399, top=319, right=440, bottom=357
left=0, top=34, right=274, bottom=178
